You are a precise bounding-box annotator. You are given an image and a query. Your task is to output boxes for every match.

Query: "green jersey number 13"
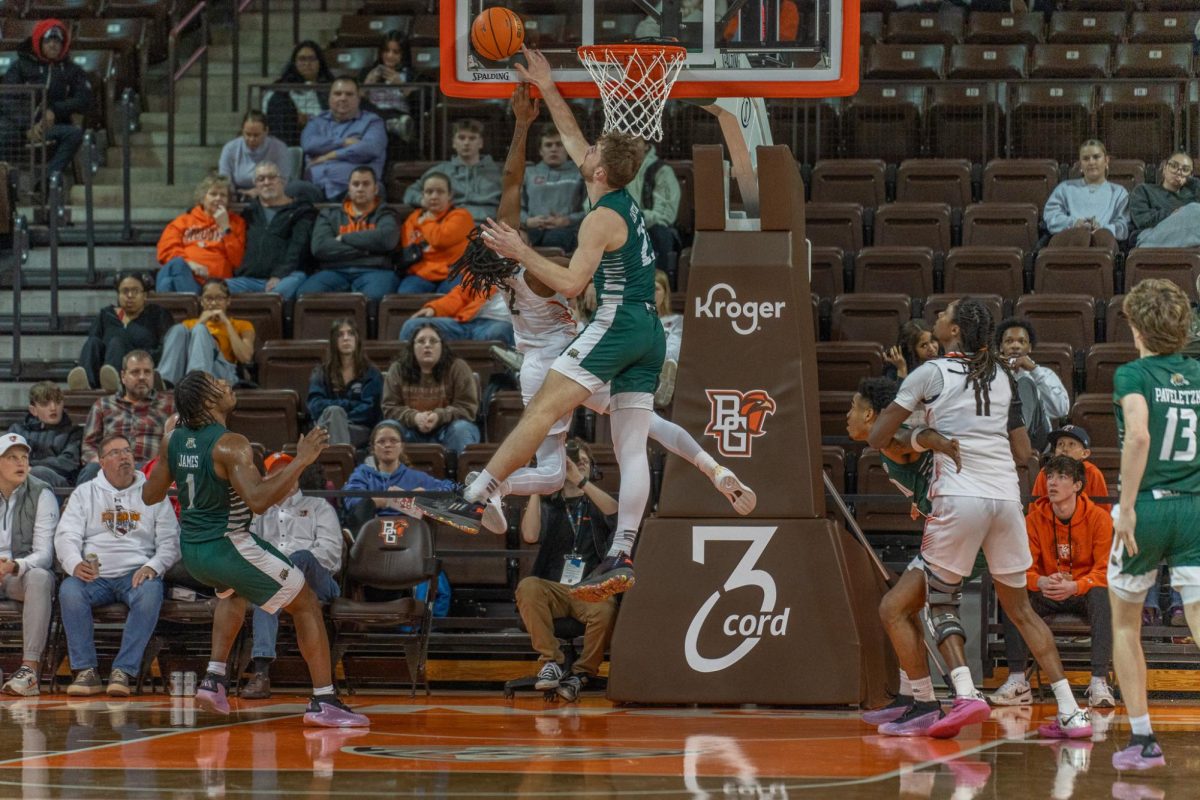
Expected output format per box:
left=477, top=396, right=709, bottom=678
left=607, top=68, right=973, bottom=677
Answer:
left=1160, top=407, right=1198, bottom=462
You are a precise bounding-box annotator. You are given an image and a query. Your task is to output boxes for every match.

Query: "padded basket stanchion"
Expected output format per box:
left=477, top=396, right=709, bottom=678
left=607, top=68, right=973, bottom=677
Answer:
left=577, top=43, right=687, bottom=141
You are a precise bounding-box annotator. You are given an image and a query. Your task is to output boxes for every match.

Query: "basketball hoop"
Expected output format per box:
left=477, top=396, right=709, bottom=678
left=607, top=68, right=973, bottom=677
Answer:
left=577, top=43, right=686, bottom=142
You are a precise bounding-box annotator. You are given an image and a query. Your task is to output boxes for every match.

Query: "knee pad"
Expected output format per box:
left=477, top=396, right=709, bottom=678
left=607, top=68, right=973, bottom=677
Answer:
left=911, top=557, right=965, bottom=645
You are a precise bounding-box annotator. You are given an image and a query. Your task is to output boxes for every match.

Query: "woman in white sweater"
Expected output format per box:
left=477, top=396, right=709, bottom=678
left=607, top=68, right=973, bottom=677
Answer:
left=1043, top=139, right=1129, bottom=253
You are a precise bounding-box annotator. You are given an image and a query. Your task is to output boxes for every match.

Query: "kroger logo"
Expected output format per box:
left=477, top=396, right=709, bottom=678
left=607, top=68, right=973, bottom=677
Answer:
left=694, top=283, right=786, bottom=335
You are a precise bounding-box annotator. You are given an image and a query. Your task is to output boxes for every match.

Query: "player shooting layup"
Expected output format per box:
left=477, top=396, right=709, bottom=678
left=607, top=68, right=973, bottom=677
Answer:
left=414, top=47, right=668, bottom=603
left=143, top=371, right=367, bottom=727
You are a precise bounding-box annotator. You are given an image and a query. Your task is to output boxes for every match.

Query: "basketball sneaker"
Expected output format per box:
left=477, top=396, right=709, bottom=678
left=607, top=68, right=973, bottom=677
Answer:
left=304, top=694, right=370, bottom=727
left=194, top=673, right=230, bottom=715
left=877, top=700, right=944, bottom=737
left=927, top=693, right=991, bottom=739
left=1037, top=708, right=1092, bottom=739
left=711, top=467, right=757, bottom=515
left=1111, top=735, right=1166, bottom=771
left=462, top=472, right=508, bottom=534
left=860, top=694, right=914, bottom=726
left=411, top=494, right=486, bottom=534
left=569, top=554, right=635, bottom=602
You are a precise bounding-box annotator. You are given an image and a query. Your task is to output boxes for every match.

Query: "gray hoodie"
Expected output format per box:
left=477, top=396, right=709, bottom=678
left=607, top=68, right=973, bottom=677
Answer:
left=403, top=156, right=502, bottom=224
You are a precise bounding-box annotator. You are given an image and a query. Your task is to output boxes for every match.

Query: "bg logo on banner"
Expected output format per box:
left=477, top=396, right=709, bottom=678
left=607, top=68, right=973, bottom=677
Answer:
left=684, top=527, right=791, bottom=673
left=704, top=389, right=776, bottom=457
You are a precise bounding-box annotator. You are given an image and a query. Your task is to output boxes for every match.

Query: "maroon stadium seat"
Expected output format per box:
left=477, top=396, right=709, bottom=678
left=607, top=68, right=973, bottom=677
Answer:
left=830, top=294, right=913, bottom=346
left=962, top=202, right=1040, bottom=252
left=1124, top=248, right=1200, bottom=301
left=964, top=12, right=1044, bottom=45
left=1085, top=343, right=1139, bottom=394
left=943, top=247, right=1026, bottom=296
left=815, top=342, right=886, bottom=392
left=805, top=203, right=864, bottom=252
left=873, top=203, right=952, bottom=252
left=1014, top=294, right=1097, bottom=349
left=853, top=247, right=936, bottom=297
left=809, top=160, right=887, bottom=208
left=1033, top=249, right=1116, bottom=300
left=982, top=159, right=1060, bottom=212
left=895, top=159, right=973, bottom=208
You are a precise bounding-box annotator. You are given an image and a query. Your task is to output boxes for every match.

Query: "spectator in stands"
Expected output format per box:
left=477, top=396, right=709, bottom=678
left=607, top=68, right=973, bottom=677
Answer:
left=299, top=166, right=400, bottom=302
left=403, top=119, right=502, bottom=224
left=381, top=324, right=481, bottom=455
left=341, top=420, right=455, bottom=529
left=0, top=19, right=91, bottom=183
left=624, top=137, right=682, bottom=274
left=240, top=457, right=341, bottom=700
left=398, top=281, right=515, bottom=347
left=157, top=279, right=255, bottom=390
left=359, top=31, right=414, bottom=146
left=264, top=40, right=335, bottom=147
left=218, top=111, right=292, bottom=199
left=80, top=350, right=175, bottom=485
left=308, top=318, right=382, bottom=449
left=991, top=455, right=1115, bottom=709
left=300, top=77, right=387, bottom=200
left=1031, top=425, right=1110, bottom=511
left=1144, top=567, right=1185, bottom=628
left=229, top=162, right=314, bottom=300
left=396, top=173, right=475, bottom=293
left=0, top=433, right=59, bottom=697
left=883, top=319, right=940, bottom=382
left=996, top=316, right=1069, bottom=451
left=521, top=124, right=585, bottom=251
left=8, top=382, right=82, bottom=488
left=1043, top=139, right=1129, bottom=253
left=55, top=434, right=178, bottom=697
left=68, top=272, right=174, bottom=393
left=654, top=269, right=682, bottom=408
left=1128, top=151, right=1200, bottom=249
left=155, top=175, right=247, bottom=294
left=516, top=439, right=618, bottom=703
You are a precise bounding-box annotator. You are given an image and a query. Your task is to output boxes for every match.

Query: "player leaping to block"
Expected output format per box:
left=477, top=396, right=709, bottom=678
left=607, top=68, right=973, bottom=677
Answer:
left=868, top=299, right=1090, bottom=740
left=412, top=47, right=671, bottom=603
left=847, top=377, right=992, bottom=739
left=451, top=84, right=754, bottom=529
left=143, top=372, right=367, bottom=727
left=1108, top=278, right=1200, bottom=771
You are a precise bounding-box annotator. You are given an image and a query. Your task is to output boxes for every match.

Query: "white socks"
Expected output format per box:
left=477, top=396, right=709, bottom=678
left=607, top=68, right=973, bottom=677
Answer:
left=465, top=469, right=502, bottom=504
left=1051, top=678, right=1080, bottom=716
left=206, top=661, right=226, bottom=677
left=312, top=683, right=334, bottom=697
left=910, top=676, right=936, bottom=703
left=950, top=666, right=976, bottom=699
left=1130, top=713, right=1153, bottom=737
left=899, top=669, right=912, bottom=696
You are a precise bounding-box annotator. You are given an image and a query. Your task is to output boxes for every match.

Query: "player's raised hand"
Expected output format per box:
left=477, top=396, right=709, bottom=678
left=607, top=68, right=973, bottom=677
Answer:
left=296, top=425, right=330, bottom=465
left=510, top=83, right=540, bottom=125
left=514, top=45, right=553, bottom=89
left=480, top=217, right=526, bottom=260
left=1114, top=505, right=1138, bottom=557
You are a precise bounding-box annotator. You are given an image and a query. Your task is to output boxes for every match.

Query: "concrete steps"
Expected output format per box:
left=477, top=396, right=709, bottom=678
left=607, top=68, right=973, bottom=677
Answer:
left=23, top=245, right=158, bottom=274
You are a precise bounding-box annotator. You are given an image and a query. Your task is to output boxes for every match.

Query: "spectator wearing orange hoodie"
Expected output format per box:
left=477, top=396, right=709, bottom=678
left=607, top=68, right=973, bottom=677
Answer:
left=996, top=455, right=1115, bottom=708
left=397, top=281, right=513, bottom=346
left=1031, top=425, right=1111, bottom=511
left=396, top=172, right=475, bottom=294
left=155, top=175, right=247, bottom=293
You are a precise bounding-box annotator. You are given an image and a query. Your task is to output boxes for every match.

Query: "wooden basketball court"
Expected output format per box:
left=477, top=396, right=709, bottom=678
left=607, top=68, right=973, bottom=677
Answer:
left=0, top=693, right=1193, bottom=797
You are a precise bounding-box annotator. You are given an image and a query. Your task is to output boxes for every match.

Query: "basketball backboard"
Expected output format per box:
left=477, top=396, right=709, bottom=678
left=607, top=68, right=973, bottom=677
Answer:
left=441, top=0, right=859, bottom=100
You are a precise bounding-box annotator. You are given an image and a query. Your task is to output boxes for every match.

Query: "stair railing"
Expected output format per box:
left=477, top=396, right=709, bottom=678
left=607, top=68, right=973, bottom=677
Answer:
left=168, top=2, right=210, bottom=185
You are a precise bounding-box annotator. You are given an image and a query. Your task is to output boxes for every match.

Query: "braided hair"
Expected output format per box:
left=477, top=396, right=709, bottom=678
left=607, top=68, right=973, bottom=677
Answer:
left=174, top=371, right=226, bottom=429
left=951, top=298, right=1006, bottom=417
left=449, top=226, right=521, bottom=298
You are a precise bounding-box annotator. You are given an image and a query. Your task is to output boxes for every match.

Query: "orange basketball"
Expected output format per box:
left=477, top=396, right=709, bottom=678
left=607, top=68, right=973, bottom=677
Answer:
left=470, top=7, right=525, bottom=62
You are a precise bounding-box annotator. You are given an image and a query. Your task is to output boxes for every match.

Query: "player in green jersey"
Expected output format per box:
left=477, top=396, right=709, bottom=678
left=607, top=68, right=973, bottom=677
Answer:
left=142, top=371, right=367, bottom=727
left=846, top=377, right=991, bottom=738
left=414, top=46, right=665, bottom=603
left=1109, top=278, right=1200, bottom=770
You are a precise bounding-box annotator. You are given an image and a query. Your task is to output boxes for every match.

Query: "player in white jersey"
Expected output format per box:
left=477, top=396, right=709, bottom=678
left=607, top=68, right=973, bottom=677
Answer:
left=452, top=85, right=754, bottom=524
left=868, top=298, right=1091, bottom=739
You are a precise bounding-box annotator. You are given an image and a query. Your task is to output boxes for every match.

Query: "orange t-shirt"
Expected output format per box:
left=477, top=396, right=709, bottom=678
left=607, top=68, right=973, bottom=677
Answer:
left=183, top=317, right=254, bottom=363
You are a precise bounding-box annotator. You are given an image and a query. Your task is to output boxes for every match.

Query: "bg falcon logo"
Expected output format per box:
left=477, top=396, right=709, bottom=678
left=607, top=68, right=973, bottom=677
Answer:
left=704, top=389, right=777, bottom=457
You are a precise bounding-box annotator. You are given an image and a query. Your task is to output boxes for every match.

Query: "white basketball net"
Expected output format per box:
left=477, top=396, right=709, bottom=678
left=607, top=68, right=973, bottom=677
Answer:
left=578, top=45, right=686, bottom=142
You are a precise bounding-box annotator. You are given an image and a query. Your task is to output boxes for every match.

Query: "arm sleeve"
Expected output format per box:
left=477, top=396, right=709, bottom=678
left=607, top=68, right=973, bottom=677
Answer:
left=1103, top=186, right=1130, bottom=241
left=333, top=116, right=387, bottom=164
left=1042, top=184, right=1073, bottom=235
left=53, top=489, right=85, bottom=576
left=1129, top=185, right=1170, bottom=231
left=1031, top=365, right=1070, bottom=420
left=19, top=489, right=59, bottom=574
left=892, top=362, right=943, bottom=412
left=145, top=500, right=181, bottom=577
left=1007, top=376, right=1025, bottom=432
left=310, top=501, right=343, bottom=573
left=642, top=163, right=681, bottom=228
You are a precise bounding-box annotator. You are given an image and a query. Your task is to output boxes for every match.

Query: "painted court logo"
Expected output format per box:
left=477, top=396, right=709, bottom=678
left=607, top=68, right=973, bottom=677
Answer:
left=704, top=389, right=777, bottom=458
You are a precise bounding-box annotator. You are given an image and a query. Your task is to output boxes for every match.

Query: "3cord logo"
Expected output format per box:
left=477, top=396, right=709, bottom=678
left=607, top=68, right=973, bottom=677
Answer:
left=705, top=389, right=776, bottom=458
left=684, top=527, right=791, bottom=674
left=694, top=283, right=786, bottom=335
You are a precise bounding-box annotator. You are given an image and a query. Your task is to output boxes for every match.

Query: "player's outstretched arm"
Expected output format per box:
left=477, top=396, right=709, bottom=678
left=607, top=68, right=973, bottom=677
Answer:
left=219, top=427, right=330, bottom=514
left=499, top=84, right=538, bottom=229
left=1114, top=393, right=1151, bottom=556
left=480, top=208, right=611, bottom=297
left=142, top=414, right=179, bottom=505
left=514, top=46, right=588, bottom=167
